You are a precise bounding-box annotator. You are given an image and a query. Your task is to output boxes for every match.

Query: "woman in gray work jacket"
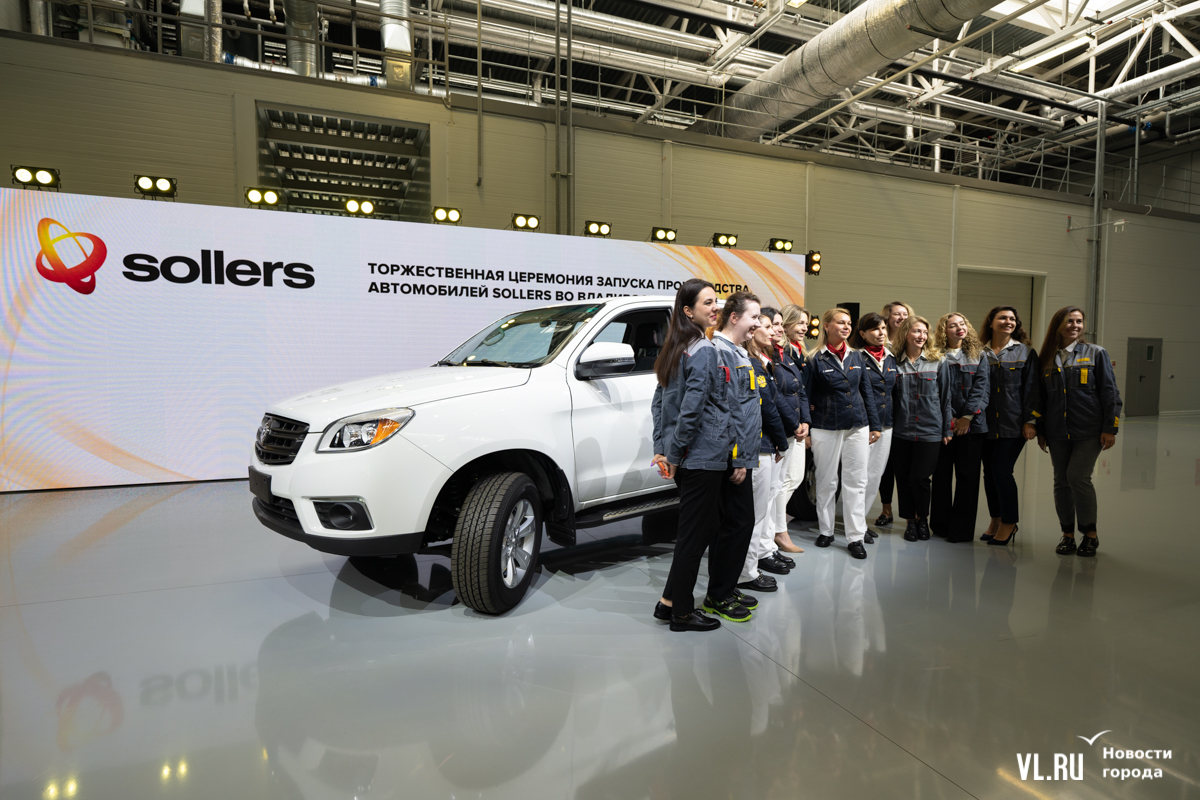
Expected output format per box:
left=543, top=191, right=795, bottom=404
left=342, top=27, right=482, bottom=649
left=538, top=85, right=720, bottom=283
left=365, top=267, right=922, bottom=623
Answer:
left=891, top=315, right=953, bottom=543
left=930, top=312, right=990, bottom=543
left=1033, top=306, right=1122, bottom=558
left=651, top=278, right=729, bottom=632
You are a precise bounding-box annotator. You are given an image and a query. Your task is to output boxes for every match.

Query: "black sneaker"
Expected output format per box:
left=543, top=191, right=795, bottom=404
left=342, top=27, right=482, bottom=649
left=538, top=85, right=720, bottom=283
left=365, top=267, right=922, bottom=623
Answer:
left=653, top=601, right=672, bottom=621
left=847, top=541, right=868, bottom=560
left=815, top=534, right=835, bottom=547
left=917, top=519, right=930, bottom=541
left=1055, top=535, right=1077, bottom=555
left=772, top=551, right=796, bottom=567
left=1077, top=535, right=1099, bottom=557
left=702, top=595, right=752, bottom=622
left=670, top=609, right=721, bottom=632
left=903, top=519, right=919, bottom=542
left=737, top=575, right=778, bottom=592
left=731, top=589, right=759, bottom=609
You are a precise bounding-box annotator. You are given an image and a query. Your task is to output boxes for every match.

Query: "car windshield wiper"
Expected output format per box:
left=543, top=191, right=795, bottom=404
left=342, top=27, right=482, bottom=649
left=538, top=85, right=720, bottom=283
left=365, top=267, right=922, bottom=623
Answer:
left=434, top=359, right=459, bottom=366
left=461, top=358, right=513, bottom=367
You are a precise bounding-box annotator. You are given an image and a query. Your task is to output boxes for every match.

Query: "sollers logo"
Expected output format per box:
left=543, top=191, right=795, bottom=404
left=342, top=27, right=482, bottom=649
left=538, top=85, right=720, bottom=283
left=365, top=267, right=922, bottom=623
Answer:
left=35, top=217, right=107, bottom=295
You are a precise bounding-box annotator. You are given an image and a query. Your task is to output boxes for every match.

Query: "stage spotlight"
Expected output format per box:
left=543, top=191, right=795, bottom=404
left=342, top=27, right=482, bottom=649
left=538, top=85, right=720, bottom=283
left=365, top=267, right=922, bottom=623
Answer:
left=134, top=175, right=177, bottom=198
left=13, top=165, right=60, bottom=189
left=807, top=316, right=821, bottom=339
left=361, top=200, right=374, bottom=214
left=245, top=187, right=281, bottom=206
left=433, top=207, right=461, bottom=224
left=513, top=213, right=540, bottom=231
left=711, top=233, right=738, bottom=248
left=652, top=227, right=677, bottom=242
left=768, top=238, right=793, bottom=252
left=584, top=221, right=611, bottom=237
left=806, top=250, right=822, bottom=274
left=346, top=199, right=360, bottom=213
left=343, top=198, right=374, bottom=215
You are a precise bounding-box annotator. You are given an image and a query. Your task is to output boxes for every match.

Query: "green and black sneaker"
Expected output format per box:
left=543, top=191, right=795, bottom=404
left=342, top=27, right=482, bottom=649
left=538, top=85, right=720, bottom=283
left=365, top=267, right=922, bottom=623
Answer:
left=702, top=595, right=752, bottom=622
left=730, top=589, right=759, bottom=610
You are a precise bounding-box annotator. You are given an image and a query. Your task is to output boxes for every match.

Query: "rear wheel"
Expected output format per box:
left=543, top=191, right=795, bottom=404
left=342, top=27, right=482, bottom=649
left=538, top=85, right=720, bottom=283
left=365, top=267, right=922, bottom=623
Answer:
left=451, top=472, right=542, bottom=614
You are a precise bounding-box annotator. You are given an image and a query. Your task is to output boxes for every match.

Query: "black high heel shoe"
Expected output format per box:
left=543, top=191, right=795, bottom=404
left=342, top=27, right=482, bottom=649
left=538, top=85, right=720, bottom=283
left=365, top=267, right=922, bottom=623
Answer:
left=987, top=524, right=1019, bottom=547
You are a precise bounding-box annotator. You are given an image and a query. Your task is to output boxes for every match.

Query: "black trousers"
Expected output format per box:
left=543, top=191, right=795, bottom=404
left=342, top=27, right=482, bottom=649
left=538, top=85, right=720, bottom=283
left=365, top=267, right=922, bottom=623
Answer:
left=982, top=437, right=1025, bottom=525
left=892, top=439, right=942, bottom=520
left=663, top=465, right=754, bottom=613
left=931, top=433, right=984, bottom=542
left=879, top=447, right=897, bottom=505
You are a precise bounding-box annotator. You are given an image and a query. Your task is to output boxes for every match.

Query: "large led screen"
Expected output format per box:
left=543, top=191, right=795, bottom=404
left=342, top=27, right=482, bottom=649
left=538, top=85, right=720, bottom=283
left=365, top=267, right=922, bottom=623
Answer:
left=0, top=189, right=805, bottom=491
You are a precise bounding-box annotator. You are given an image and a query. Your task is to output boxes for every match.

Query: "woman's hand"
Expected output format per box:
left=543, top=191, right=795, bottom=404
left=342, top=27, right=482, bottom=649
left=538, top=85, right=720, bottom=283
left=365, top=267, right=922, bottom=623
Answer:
left=1022, top=422, right=1037, bottom=441
left=869, top=430, right=881, bottom=445
left=796, top=423, right=809, bottom=439
left=730, top=467, right=748, bottom=485
left=1100, top=433, right=1116, bottom=450
left=953, top=417, right=971, bottom=436
left=775, top=452, right=784, bottom=463
left=942, top=436, right=952, bottom=445
left=1037, top=434, right=1048, bottom=453
left=652, top=454, right=676, bottom=479
left=805, top=435, right=812, bottom=450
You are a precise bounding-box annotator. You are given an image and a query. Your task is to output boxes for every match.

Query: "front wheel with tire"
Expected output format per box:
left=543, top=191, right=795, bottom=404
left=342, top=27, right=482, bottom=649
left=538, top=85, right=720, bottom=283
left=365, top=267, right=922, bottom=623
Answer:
left=451, top=472, right=543, bottom=614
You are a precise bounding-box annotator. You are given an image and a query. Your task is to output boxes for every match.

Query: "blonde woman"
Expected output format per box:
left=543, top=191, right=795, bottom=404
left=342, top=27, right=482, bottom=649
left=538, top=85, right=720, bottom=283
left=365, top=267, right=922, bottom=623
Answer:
left=801, top=308, right=882, bottom=560
left=930, top=313, right=989, bottom=543
left=775, top=304, right=812, bottom=553
left=891, top=316, right=953, bottom=543
left=876, top=301, right=914, bottom=526
left=882, top=301, right=914, bottom=353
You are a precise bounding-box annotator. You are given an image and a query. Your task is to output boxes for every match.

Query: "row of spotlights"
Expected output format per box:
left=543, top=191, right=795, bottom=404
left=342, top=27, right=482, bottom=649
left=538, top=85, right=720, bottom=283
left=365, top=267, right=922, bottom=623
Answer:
left=346, top=199, right=375, bottom=215
left=806, top=250, right=822, bottom=274
left=513, top=214, right=540, bottom=230
left=585, top=221, right=611, bottom=237
left=652, top=227, right=677, bottom=242
left=433, top=206, right=461, bottom=224
left=135, top=175, right=177, bottom=197
left=12, top=165, right=60, bottom=187
left=245, top=187, right=281, bottom=205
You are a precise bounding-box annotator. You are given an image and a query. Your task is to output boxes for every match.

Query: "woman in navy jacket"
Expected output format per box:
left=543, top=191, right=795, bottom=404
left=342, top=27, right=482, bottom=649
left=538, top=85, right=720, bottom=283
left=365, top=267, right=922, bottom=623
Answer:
left=774, top=304, right=812, bottom=554
left=930, top=312, right=990, bottom=543
left=802, top=308, right=882, bottom=560
left=891, top=316, right=953, bottom=543
left=850, top=312, right=896, bottom=544
left=979, top=306, right=1039, bottom=546
left=1033, top=306, right=1122, bottom=558
left=650, top=278, right=729, bottom=632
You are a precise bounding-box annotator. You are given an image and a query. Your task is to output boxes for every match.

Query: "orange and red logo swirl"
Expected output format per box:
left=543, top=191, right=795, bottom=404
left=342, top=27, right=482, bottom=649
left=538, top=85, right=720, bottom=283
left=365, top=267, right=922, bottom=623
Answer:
left=35, top=217, right=107, bottom=295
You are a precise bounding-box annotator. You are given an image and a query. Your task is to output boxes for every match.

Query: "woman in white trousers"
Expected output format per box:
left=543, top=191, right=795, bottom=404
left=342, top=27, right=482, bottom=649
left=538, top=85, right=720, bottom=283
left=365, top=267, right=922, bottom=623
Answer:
left=773, top=305, right=812, bottom=553
left=850, top=312, right=898, bottom=544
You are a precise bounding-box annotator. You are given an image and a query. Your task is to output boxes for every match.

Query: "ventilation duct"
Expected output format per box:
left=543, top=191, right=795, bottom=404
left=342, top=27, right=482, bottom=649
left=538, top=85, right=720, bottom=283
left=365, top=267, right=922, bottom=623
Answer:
left=1047, top=57, right=1200, bottom=117
left=848, top=100, right=955, bottom=134
left=28, top=0, right=53, bottom=35
left=283, top=0, right=318, bottom=77
left=691, top=0, right=1009, bottom=140
left=380, top=0, right=414, bottom=89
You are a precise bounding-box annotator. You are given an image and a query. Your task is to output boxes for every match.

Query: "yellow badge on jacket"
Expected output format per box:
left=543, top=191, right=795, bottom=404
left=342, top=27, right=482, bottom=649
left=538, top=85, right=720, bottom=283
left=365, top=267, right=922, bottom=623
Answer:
left=757, top=375, right=766, bottom=389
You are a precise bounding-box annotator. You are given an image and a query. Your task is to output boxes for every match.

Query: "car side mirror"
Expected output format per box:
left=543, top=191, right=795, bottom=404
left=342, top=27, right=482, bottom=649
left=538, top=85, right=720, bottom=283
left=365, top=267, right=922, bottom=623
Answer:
left=576, top=342, right=636, bottom=380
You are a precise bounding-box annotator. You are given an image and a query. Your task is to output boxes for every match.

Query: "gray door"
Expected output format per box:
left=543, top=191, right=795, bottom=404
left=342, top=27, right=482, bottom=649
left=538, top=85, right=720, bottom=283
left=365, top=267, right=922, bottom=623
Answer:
left=1124, top=338, right=1163, bottom=417
left=956, top=271, right=1034, bottom=338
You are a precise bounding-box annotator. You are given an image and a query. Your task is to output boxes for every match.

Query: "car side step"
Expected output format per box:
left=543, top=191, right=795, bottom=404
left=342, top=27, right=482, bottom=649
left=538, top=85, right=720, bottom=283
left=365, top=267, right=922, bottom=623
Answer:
left=574, top=494, right=680, bottom=530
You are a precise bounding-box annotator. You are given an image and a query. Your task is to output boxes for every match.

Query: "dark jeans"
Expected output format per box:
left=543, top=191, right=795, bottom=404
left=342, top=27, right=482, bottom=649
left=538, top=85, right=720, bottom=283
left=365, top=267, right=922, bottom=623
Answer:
left=931, top=433, right=984, bottom=542
left=892, top=439, right=942, bottom=520
left=1047, top=437, right=1104, bottom=534
left=982, top=437, right=1025, bottom=525
left=879, top=447, right=896, bottom=505
left=663, top=465, right=754, bottom=613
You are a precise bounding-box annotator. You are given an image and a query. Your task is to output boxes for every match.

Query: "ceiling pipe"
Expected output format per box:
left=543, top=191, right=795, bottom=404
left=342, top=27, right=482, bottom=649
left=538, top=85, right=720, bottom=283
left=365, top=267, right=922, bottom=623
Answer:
left=379, top=0, right=414, bottom=88
left=848, top=100, right=956, bottom=134
left=1048, top=57, right=1200, bottom=117
left=283, top=0, right=319, bottom=76
left=29, top=0, right=53, bottom=35
left=690, top=0, right=1010, bottom=139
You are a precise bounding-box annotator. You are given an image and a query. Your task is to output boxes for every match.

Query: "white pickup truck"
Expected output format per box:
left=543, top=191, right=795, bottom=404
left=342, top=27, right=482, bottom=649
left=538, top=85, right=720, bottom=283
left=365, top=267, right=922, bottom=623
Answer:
left=250, top=295, right=689, bottom=614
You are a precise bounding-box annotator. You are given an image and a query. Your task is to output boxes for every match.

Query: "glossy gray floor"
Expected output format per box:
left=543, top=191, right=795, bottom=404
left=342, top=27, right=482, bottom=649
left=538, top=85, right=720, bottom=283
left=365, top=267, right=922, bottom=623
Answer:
left=2, top=417, right=1198, bottom=800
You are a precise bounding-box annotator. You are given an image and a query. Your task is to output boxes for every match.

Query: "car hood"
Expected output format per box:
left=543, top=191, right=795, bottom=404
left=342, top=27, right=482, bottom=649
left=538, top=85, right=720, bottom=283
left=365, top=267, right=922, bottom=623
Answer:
left=267, top=366, right=532, bottom=430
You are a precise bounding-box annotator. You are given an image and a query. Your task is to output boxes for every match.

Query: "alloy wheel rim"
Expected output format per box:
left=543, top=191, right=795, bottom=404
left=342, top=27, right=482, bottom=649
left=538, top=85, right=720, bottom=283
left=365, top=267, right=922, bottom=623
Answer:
left=501, top=499, right=536, bottom=588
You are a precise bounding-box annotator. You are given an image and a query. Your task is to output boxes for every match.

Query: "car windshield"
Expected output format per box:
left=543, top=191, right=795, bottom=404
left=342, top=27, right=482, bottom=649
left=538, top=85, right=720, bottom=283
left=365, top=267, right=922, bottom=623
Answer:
left=439, top=303, right=605, bottom=367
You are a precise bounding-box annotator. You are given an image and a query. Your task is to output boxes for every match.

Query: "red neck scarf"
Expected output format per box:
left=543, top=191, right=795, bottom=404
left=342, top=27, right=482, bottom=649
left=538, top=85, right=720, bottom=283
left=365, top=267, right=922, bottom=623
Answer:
left=865, top=345, right=886, bottom=361
left=775, top=344, right=785, bottom=360
left=827, top=341, right=847, bottom=361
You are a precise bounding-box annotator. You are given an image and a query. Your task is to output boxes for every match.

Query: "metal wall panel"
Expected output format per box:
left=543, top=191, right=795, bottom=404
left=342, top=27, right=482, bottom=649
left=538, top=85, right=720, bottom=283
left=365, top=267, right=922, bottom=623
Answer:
left=573, top=129, right=662, bottom=241
left=443, top=115, right=549, bottom=232
left=955, top=271, right=1033, bottom=337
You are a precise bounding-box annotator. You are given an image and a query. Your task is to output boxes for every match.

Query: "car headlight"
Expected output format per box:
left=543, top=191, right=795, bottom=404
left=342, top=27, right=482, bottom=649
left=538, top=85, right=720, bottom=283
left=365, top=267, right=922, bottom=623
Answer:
left=317, top=408, right=414, bottom=452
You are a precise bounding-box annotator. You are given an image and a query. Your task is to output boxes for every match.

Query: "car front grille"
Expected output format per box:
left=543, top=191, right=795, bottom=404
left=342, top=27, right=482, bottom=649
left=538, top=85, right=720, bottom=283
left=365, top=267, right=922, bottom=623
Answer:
left=255, top=414, right=310, bottom=465
left=257, top=494, right=299, bottom=526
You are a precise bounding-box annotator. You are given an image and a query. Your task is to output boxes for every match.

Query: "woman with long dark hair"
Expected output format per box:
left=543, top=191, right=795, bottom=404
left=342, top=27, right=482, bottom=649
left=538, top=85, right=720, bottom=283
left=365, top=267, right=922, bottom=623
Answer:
left=650, top=279, right=729, bottom=632
left=930, top=312, right=989, bottom=543
left=1033, top=307, right=1122, bottom=557
left=850, top=312, right=896, bottom=543
left=875, top=300, right=914, bottom=526
left=978, top=306, right=1039, bottom=546
left=891, top=316, right=953, bottom=543
left=802, top=308, right=882, bottom=560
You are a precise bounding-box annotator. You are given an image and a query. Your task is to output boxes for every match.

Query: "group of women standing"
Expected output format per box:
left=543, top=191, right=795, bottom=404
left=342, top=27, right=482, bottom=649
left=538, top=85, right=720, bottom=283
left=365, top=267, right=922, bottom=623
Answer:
left=652, top=281, right=1122, bottom=632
